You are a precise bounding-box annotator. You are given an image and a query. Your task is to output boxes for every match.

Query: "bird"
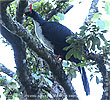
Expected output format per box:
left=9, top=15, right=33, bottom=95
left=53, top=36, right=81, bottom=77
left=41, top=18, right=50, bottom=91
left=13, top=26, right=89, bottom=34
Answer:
left=25, top=5, right=90, bottom=96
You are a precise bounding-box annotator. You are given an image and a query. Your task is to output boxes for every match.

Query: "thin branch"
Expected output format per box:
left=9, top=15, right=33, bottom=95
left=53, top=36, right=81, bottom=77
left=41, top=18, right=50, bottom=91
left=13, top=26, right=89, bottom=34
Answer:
left=85, top=0, right=99, bottom=22
left=63, top=5, right=74, bottom=14
left=16, top=0, right=28, bottom=23
left=46, top=0, right=69, bottom=20
left=0, top=63, right=15, bottom=78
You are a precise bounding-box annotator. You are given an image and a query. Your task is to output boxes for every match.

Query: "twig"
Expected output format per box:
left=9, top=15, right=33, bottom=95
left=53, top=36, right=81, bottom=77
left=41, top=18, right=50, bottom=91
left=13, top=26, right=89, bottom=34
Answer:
left=0, top=63, right=15, bottom=78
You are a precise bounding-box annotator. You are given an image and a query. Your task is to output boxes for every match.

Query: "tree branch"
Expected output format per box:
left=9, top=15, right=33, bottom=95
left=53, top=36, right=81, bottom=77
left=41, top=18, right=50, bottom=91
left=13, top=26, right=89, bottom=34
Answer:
left=0, top=1, right=15, bottom=31
left=101, top=71, right=110, bottom=100
left=1, top=24, right=39, bottom=100
left=0, top=63, right=15, bottom=78
left=16, top=0, right=28, bottom=23
left=84, top=0, right=99, bottom=22
left=63, top=5, right=74, bottom=14
left=46, top=0, right=69, bottom=20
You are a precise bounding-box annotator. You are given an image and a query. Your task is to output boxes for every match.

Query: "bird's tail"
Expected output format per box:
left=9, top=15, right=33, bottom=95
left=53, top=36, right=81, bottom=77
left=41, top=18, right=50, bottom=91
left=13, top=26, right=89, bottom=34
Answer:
left=78, top=66, right=90, bottom=96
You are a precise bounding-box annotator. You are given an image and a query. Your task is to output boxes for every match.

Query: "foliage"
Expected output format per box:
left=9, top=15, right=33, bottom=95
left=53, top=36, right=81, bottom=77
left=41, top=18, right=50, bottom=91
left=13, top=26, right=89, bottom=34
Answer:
left=0, top=74, right=20, bottom=100
left=64, top=0, right=110, bottom=84
left=104, top=1, right=110, bottom=15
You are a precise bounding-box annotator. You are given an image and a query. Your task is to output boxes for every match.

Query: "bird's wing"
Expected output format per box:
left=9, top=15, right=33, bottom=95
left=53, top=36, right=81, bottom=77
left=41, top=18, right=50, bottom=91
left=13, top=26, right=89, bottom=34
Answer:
left=41, top=21, right=72, bottom=47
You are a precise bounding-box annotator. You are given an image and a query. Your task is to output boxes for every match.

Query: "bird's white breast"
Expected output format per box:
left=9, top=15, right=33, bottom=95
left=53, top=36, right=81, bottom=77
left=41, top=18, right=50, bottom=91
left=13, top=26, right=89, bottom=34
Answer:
left=34, top=21, right=53, bottom=51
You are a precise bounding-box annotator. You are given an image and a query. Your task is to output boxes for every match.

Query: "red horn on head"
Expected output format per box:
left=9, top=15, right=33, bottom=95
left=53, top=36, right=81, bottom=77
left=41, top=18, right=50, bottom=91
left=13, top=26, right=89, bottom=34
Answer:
left=30, top=4, right=32, bottom=11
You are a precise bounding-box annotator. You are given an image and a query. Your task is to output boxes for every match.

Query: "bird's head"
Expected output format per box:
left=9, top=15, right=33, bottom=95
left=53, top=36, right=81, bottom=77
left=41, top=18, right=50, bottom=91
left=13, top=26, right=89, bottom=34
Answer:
left=25, top=4, right=33, bottom=17
left=25, top=4, right=46, bottom=24
left=25, top=4, right=41, bottom=20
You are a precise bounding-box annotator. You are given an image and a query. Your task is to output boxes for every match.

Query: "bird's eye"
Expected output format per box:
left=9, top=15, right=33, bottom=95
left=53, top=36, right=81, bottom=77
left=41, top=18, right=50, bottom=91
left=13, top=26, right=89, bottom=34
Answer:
left=25, top=6, right=30, bottom=13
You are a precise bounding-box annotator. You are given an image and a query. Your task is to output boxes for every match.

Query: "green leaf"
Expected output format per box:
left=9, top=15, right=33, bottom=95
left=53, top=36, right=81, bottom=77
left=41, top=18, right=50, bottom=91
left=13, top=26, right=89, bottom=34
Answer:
left=87, top=39, right=91, bottom=49
left=71, top=70, right=76, bottom=78
left=90, top=74, right=94, bottom=81
left=33, top=66, right=37, bottom=73
left=57, top=13, right=64, bottom=20
left=101, top=30, right=108, bottom=33
left=76, top=62, right=87, bottom=67
left=42, top=89, right=48, bottom=94
left=54, top=15, right=60, bottom=21
left=96, top=76, right=100, bottom=84
left=85, top=22, right=89, bottom=26
left=92, top=13, right=99, bottom=21
left=63, top=45, right=71, bottom=51
left=33, top=2, right=40, bottom=7
left=69, top=0, right=74, bottom=2
left=41, top=95, right=48, bottom=100
left=79, top=26, right=87, bottom=31
left=91, top=36, right=100, bottom=51
left=68, top=69, right=76, bottom=80
left=99, top=33, right=106, bottom=41
left=105, top=2, right=110, bottom=15
left=96, top=37, right=101, bottom=50
left=63, top=46, right=69, bottom=51
left=95, top=71, right=100, bottom=73
left=103, top=20, right=110, bottom=29
left=92, top=24, right=97, bottom=28
left=73, top=49, right=82, bottom=60
left=80, top=31, right=85, bottom=36
left=66, top=48, right=74, bottom=60
left=88, top=68, right=92, bottom=72
left=27, top=17, right=31, bottom=20
left=66, top=36, right=74, bottom=44
left=91, top=39, right=96, bottom=51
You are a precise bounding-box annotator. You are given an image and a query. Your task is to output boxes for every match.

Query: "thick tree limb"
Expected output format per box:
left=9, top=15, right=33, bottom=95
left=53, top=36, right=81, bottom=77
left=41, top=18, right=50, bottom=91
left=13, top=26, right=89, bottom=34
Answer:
left=1, top=24, right=39, bottom=100
left=1, top=1, right=78, bottom=99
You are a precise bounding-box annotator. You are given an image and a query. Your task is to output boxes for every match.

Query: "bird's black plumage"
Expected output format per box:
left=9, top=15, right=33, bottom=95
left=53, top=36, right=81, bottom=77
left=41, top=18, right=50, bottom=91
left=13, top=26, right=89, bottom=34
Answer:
left=25, top=9, right=90, bottom=95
